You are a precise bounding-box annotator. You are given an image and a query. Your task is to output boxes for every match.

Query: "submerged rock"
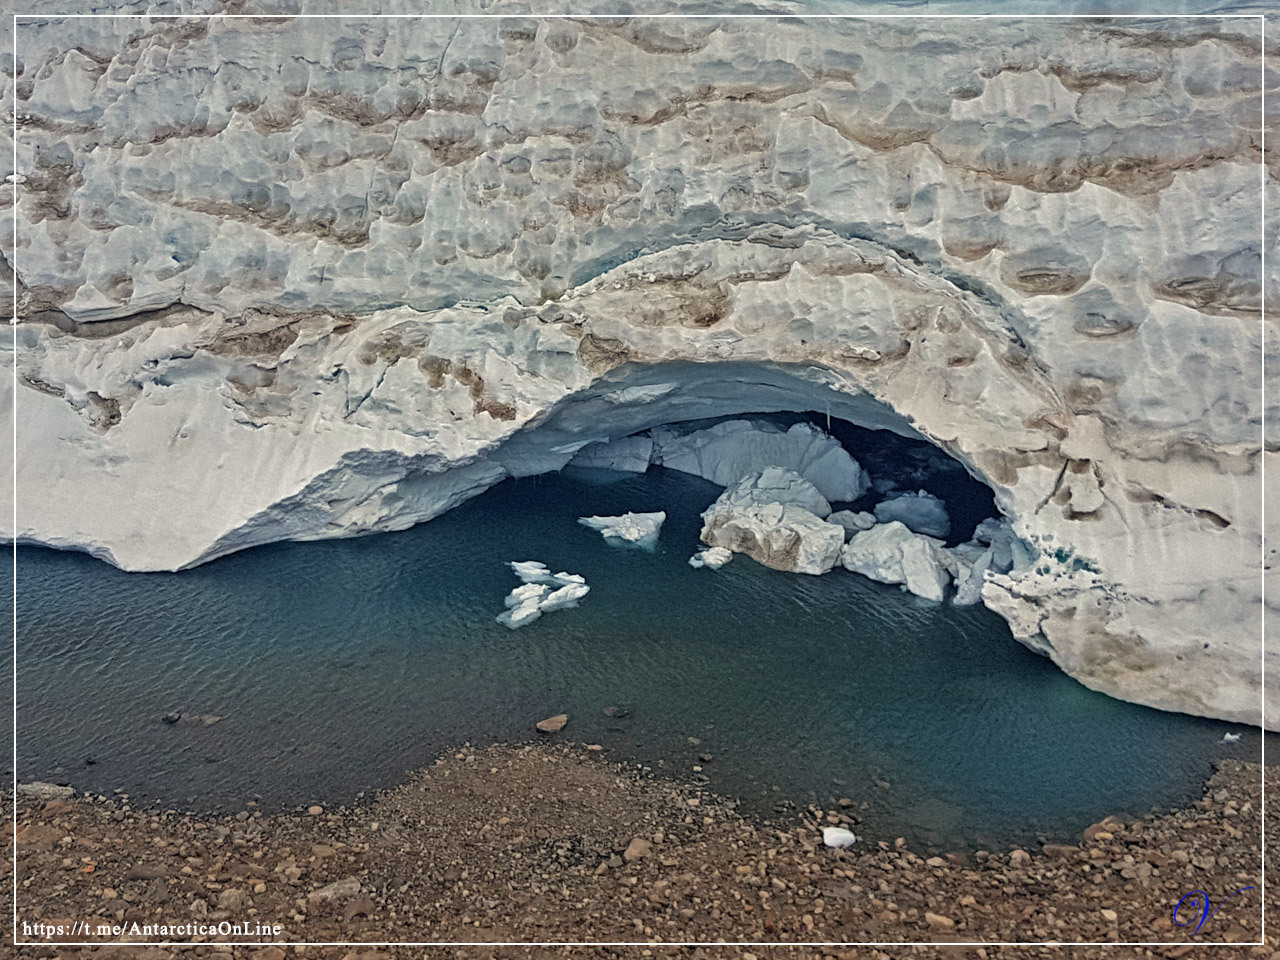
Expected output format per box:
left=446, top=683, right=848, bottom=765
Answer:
left=688, top=546, right=733, bottom=570
left=578, top=511, right=666, bottom=549
left=700, top=469, right=845, bottom=575
left=873, top=491, right=951, bottom=539
left=841, top=521, right=951, bottom=602
left=568, top=436, right=655, bottom=473
left=651, top=420, right=870, bottom=502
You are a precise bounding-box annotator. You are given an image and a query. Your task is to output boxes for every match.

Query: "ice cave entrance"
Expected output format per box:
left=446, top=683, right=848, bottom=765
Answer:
left=491, top=362, right=1016, bottom=606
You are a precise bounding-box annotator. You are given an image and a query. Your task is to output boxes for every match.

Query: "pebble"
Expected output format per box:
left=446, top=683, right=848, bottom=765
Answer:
left=925, top=911, right=956, bottom=931
left=307, top=805, right=323, bottom=816
left=1101, top=908, right=1118, bottom=922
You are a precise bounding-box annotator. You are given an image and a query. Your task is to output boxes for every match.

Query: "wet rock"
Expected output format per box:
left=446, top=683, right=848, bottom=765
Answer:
left=537, top=714, right=569, bottom=733
left=16, top=782, right=75, bottom=800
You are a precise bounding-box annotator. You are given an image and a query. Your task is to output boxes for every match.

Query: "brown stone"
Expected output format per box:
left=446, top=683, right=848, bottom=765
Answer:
left=1083, top=817, right=1120, bottom=842
left=925, top=912, right=956, bottom=931
left=343, top=896, right=376, bottom=920
left=17, top=823, right=64, bottom=852
left=536, top=713, right=569, bottom=733
left=1042, top=843, right=1079, bottom=858
left=623, top=837, right=652, bottom=862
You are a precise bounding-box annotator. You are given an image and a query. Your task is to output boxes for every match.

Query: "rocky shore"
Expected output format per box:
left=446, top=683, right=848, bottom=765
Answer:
left=8, top=743, right=1274, bottom=959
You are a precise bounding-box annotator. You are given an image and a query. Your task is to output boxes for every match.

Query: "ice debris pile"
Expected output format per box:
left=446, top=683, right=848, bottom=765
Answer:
left=569, top=417, right=1027, bottom=602
left=497, top=562, right=590, bottom=630
left=577, top=512, right=666, bottom=550
left=699, top=468, right=847, bottom=576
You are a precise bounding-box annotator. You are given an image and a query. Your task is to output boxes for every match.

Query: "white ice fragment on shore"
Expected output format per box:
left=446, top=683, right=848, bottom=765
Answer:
left=498, top=561, right=590, bottom=628
left=578, top=511, right=666, bottom=549
left=873, top=490, right=951, bottom=539
left=822, top=827, right=857, bottom=849
left=841, top=521, right=951, bottom=602
left=651, top=419, right=870, bottom=502
left=568, top=435, right=655, bottom=473
left=829, top=510, right=877, bottom=539
left=688, top=546, right=733, bottom=570
left=700, top=468, right=845, bottom=575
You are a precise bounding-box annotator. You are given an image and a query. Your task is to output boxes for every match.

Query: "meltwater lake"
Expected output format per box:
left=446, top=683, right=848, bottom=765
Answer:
left=10, top=465, right=1263, bottom=852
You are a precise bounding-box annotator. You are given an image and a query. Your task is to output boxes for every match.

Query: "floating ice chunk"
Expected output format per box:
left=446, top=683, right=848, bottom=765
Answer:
left=568, top=435, right=655, bottom=473
left=1222, top=732, right=1241, bottom=743
left=688, top=546, right=733, bottom=570
left=700, top=469, right=845, bottom=575
left=539, top=581, right=591, bottom=612
left=497, top=597, right=546, bottom=629
left=651, top=419, right=870, bottom=502
left=841, top=521, right=951, bottom=601
left=506, top=581, right=550, bottom=607
left=578, top=511, right=666, bottom=549
left=509, top=560, right=552, bottom=583
left=829, top=510, right=876, bottom=539
left=498, top=561, right=589, bottom=628
left=873, top=490, right=951, bottom=539
left=822, top=827, right=857, bottom=849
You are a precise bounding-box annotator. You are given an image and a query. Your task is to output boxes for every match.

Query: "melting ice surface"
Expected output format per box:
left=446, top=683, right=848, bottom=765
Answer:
left=9, top=464, right=1264, bottom=851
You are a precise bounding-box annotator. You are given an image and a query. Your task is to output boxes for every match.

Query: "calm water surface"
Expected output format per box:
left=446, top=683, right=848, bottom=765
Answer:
left=9, top=466, right=1262, bottom=851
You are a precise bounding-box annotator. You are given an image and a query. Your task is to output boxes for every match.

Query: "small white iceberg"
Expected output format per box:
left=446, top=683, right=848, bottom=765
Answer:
left=1221, top=732, right=1241, bottom=743
left=822, top=826, right=857, bottom=849
left=578, top=511, right=666, bottom=550
left=688, top=546, right=733, bottom=570
left=497, top=561, right=590, bottom=629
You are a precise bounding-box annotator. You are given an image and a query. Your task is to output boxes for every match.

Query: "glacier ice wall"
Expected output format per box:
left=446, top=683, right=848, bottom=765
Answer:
left=1, top=7, right=1276, bottom=728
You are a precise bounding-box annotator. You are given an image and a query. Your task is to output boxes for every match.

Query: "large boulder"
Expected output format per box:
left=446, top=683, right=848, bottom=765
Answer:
left=651, top=420, right=870, bottom=502
left=699, top=469, right=846, bottom=575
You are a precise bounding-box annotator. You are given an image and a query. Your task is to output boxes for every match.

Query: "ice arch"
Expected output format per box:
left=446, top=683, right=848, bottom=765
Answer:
left=7, top=226, right=1269, bottom=730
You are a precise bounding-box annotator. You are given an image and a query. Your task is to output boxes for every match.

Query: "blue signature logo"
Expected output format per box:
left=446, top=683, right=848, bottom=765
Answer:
left=1173, top=887, right=1255, bottom=935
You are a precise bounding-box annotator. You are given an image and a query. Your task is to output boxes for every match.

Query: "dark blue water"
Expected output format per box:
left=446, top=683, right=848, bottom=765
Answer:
left=9, top=466, right=1261, bottom=851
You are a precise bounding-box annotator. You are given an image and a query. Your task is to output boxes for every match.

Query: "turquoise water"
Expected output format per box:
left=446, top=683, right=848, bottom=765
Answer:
left=9, top=464, right=1261, bottom=852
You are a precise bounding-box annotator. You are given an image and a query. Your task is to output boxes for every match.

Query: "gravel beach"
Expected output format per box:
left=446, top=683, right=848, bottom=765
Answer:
left=8, top=742, right=1273, bottom=959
